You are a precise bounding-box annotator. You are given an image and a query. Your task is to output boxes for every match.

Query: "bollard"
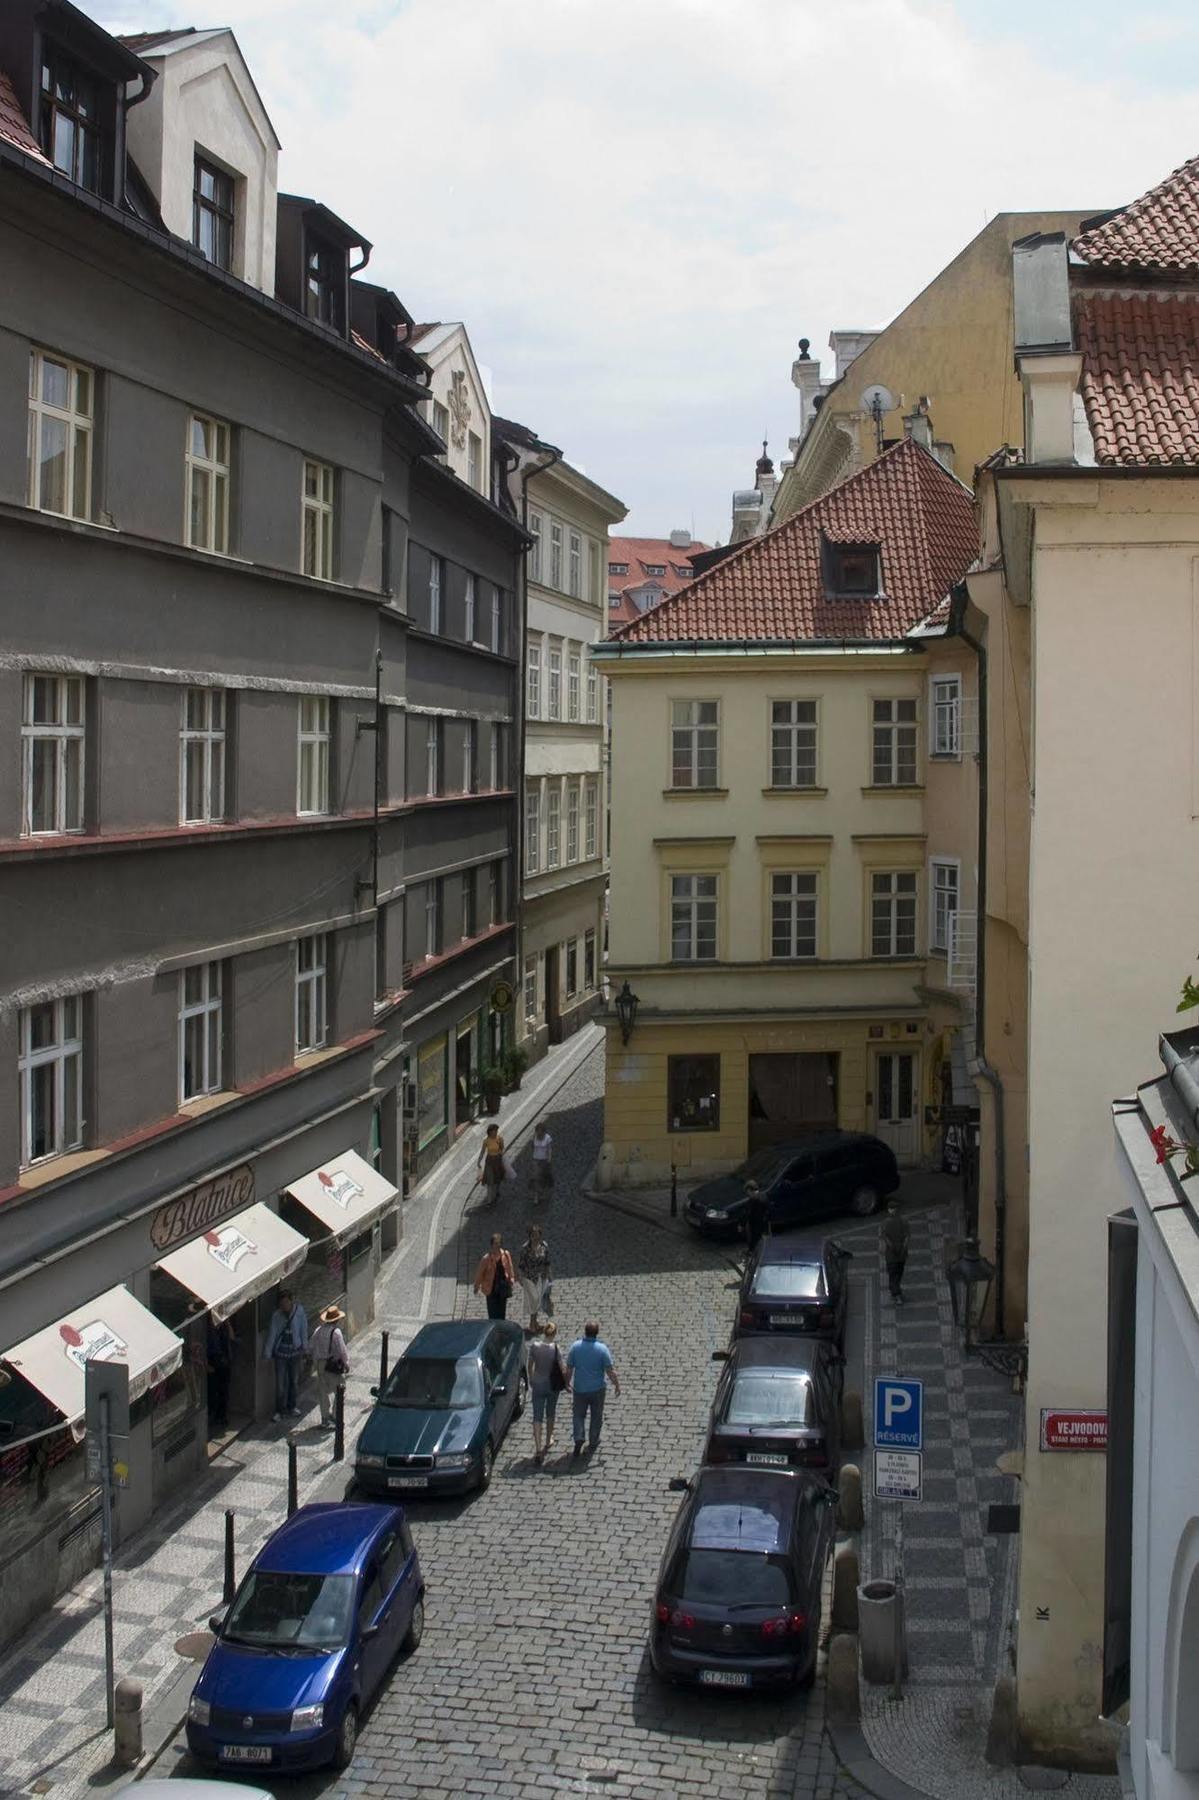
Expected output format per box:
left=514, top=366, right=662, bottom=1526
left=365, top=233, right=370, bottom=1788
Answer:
left=287, top=1440, right=298, bottom=1516
left=858, top=1579, right=908, bottom=1685
left=825, top=1632, right=861, bottom=1725
left=333, top=1381, right=345, bottom=1463
left=841, top=1388, right=865, bottom=1453
left=838, top=1463, right=865, bottom=1532
left=379, top=1330, right=390, bottom=1390
left=222, top=1508, right=235, bottom=1604
left=113, top=1676, right=143, bottom=1769
left=670, top=1163, right=678, bottom=1218
left=831, top=1541, right=861, bottom=1632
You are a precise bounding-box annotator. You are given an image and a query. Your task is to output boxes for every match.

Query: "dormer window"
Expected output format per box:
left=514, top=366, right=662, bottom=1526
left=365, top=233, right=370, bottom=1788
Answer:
left=824, top=540, right=881, bottom=597
left=644, top=563, right=666, bottom=577
left=305, top=236, right=343, bottom=327
left=194, top=156, right=235, bottom=271
left=673, top=565, right=692, bottom=579
left=608, top=562, right=628, bottom=576
left=40, top=51, right=101, bottom=193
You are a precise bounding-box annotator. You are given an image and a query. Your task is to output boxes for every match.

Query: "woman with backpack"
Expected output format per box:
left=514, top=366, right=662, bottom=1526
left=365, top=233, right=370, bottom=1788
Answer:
left=310, top=1303, right=350, bottom=1432
left=473, top=1232, right=516, bottom=1320
left=526, top=1318, right=568, bottom=1462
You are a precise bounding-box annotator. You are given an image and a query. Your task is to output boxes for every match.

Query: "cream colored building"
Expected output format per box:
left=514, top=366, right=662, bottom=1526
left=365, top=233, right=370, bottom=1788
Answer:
left=410, top=322, right=491, bottom=495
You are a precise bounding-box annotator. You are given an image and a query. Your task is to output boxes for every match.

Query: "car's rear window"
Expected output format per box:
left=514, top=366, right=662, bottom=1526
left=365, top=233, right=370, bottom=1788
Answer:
left=675, top=1549, right=793, bottom=1607
left=382, top=1356, right=483, bottom=1408
left=726, top=1371, right=814, bottom=1427
left=750, top=1262, right=824, bottom=1299
left=225, top=1570, right=354, bottom=1650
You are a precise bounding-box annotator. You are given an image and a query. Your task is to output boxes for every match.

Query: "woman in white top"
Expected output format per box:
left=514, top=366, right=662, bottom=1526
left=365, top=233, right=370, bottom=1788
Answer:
left=310, top=1304, right=350, bottom=1431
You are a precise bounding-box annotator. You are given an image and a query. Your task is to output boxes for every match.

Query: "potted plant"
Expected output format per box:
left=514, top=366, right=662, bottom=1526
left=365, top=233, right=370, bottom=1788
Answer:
left=480, top=1063, right=505, bottom=1115
left=501, top=1045, right=530, bottom=1094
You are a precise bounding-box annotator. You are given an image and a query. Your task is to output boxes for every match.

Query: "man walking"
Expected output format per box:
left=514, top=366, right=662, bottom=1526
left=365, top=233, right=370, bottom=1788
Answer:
left=264, top=1288, right=308, bottom=1420
left=567, top=1319, right=621, bottom=1459
left=882, top=1202, right=910, bottom=1305
left=529, top=1121, right=554, bottom=1204
left=473, top=1232, right=516, bottom=1320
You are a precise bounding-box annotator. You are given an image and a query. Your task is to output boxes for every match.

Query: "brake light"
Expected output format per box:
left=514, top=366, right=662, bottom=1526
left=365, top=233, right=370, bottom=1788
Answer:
left=655, top=1600, right=670, bottom=1623
left=655, top=1598, right=695, bottom=1629
left=761, top=1612, right=808, bottom=1639
left=739, top=1309, right=754, bottom=1326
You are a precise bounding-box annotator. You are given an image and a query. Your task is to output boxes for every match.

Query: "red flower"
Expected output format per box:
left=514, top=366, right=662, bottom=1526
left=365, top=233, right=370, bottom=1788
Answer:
left=1151, top=1124, right=1180, bottom=1164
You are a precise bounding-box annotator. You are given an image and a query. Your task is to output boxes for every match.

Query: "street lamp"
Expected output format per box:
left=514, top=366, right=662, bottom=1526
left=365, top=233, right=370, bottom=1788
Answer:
left=614, top=980, right=640, bottom=1046
left=946, top=1236, right=995, bottom=1353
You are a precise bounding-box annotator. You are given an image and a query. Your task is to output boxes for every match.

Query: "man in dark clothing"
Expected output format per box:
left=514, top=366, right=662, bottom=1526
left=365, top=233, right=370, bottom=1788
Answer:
left=882, top=1202, right=910, bottom=1303
left=745, top=1180, right=770, bottom=1252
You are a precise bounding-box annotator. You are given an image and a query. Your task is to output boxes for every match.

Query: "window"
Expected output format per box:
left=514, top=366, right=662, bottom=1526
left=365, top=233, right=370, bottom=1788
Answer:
left=468, top=431, right=481, bottom=490
left=550, top=521, right=563, bottom=589
left=464, top=573, right=476, bottom=643
left=668, top=1053, right=720, bottom=1132
left=930, top=859, right=959, bottom=953
left=590, top=539, right=603, bottom=606
left=180, top=687, right=225, bottom=824
left=566, top=780, right=580, bottom=863
left=523, top=955, right=538, bottom=1024
left=569, top=531, right=582, bottom=598
left=429, top=557, right=442, bottom=633
left=525, top=784, right=541, bottom=875
left=825, top=540, right=881, bottom=596
left=490, top=586, right=502, bottom=654
left=296, top=935, right=328, bottom=1052
left=463, top=720, right=477, bottom=793
left=39, top=51, right=101, bottom=192
left=871, top=871, right=918, bottom=957
left=771, top=699, right=818, bottom=788
left=432, top=399, right=450, bottom=447
left=645, top=563, right=666, bottom=577
left=931, top=675, right=962, bottom=758
left=872, top=698, right=918, bottom=786
left=19, top=996, right=82, bottom=1167
left=489, top=860, right=503, bottom=925
left=526, top=643, right=542, bottom=718
left=671, top=873, right=717, bottom=961
left=584, top=928, right=596, bottom=989
left=301, top=459, right=335, bottom=580
left=186, top=413, right=230, bottom=553
left=425, top=718, right=440, bottom=797
left=609, top=561, right=629, bottom=576
left=305, top=234, right=342, bottom=327
left=584, top=777, right=599, bottom=859
left=462, top=871, right=476, bottom=940
left=586, top=661, right=598, bottom=724
left=565, top=938, right=579, bottom=997
left=548, top=646, right=562, bottom=720
left=771, top=871, right=818, bottom=959
left=28, top=349, right=92, bottom=520
left=179, top=962, right=222, bottom=1100
left=490, top=722, right=504, bottom=791
left=671, top=699, right=719, bottom=789
left=424, top=880, right=442, bottom=959
left=546, top=784, right=561, bottom=868
left=297, top=695, right=330, bottom=814
left=673, top=564, right=692, bottom=579
left=193, top=155, right=234, bottom=269
left=568, top=649, right=581, bottom=721
left=22, top=674, right=83, bottom=835
left=530, top=513, right=543, bottom=583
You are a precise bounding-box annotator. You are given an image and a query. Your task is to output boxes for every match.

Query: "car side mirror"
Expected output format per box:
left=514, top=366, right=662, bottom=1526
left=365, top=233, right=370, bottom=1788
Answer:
left=360, top=1623, right=379, bottom=1641
left=491, top=1382, right=507, bottom=1398
left=208, top=1607, right=228, bottom=1634
left=667, top=1477, right=691, bottom=1493
left=370, top=1385, right=379, bottom=1397
left=710, top=1350, right=729, bottom=1363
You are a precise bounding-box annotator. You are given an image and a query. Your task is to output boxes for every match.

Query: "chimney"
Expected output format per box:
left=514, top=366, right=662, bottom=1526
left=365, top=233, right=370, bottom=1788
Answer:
left=903, top=399, right=934, bottom=452
left=933, top=441, right=956, bottom=474
left=1012, top=232, right=1081, bottom=465
left=668, top=529, right=692, bottom=549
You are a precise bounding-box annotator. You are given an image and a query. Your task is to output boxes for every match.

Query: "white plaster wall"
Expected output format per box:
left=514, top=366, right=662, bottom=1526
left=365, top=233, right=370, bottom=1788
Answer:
left=421, top=330, right=490, bottom=491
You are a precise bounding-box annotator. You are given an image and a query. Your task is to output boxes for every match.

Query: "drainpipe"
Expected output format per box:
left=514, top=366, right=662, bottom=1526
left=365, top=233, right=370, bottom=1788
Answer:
left=516, top=444, right=563, bottom=1039
left=951, top=582, right=1007, bottom=1339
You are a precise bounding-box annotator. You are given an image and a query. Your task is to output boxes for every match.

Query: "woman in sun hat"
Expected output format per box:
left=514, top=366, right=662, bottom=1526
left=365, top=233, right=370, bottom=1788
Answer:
left=311, top=1304, right=350, bottom=1431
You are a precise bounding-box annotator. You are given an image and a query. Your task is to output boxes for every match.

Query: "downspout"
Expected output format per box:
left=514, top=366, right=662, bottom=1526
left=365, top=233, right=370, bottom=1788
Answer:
left=516, top=445, right=562, bottom=1040
left=951, top=581, right=1007, bottom=1338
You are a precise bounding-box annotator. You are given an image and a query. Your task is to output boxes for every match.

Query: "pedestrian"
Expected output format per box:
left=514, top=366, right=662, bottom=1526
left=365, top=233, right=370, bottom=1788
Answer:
left=882, top=1201, right=910, bottom=1304
left=264, top=1288, right=309, bottom=1420
left=517, top=1222, right=553, bottom=1322
left=566, top=1319, right=621, bottom=1459
left=473, top=1232, right=516, bottom=1320
left=310, top=1303, right=350, bottom=1432
left=526, top=1317, right=568, bottom=1462
left=205, top=1311, right=236, bottom=1434
left=744, top=1179, right=770, bottom=1252
left=477, top=1122, right=507, bottom=1204
left=529, top=1121, right=554, bottom=1203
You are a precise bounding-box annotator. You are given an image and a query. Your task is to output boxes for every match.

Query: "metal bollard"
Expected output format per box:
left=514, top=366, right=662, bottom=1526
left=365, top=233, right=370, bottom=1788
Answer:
left=333, top=1381, right=345, bottom=1463
left=113, top=1676, right=143, bottom=1768
left=287, top=1440, right=298, bottom=1516
left=670, top=1163, right=678, bottom=1218
left=222, top=1508, right=235, bottom=1604
left=379, top=1330, right=390, bottom=1390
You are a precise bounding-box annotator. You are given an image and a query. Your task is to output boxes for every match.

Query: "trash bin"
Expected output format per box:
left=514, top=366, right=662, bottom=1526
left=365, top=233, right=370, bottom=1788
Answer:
left=857, top=1579, right=909, bottom=1685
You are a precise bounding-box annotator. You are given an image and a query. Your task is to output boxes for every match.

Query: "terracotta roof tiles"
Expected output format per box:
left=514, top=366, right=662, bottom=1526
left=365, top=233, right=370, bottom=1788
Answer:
left=1075, top=289, right=1199, bottom=466
left=1074, top=156, right=1199, bottom=275
left=0, top=71, right=50, bottom=168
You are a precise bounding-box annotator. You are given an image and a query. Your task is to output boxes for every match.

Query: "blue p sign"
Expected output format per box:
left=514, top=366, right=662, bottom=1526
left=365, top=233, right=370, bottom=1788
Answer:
left=874, top=1378, right=923, bottom=1450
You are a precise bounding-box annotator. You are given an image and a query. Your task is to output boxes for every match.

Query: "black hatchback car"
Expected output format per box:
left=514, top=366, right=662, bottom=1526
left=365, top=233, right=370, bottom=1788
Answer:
left=735, top=1234, right=852, bottom=1348
left=683, top=1132, right=899, bottom=1238
left=649, top=1465, right=836, bottom=1689
left=706, top=1336, right=844, bottom=1474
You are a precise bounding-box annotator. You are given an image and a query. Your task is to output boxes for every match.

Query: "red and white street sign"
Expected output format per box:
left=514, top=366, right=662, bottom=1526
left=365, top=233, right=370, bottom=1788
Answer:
left=1039, top=1409, right=1108, bottom=1452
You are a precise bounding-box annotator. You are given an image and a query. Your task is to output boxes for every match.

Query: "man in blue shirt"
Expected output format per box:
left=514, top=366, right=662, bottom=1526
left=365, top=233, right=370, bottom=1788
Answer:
left=566, top=1319, right=621, bottom=1458
left=264, top=1289, right=309, bottom=1421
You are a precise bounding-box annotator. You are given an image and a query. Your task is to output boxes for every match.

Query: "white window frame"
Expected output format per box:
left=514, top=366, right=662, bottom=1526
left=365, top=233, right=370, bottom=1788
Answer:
left=424, top=879, right=441, bottom=959
left=297, top=694, right=330, bottom=815
left=527, top=642, right=542, bottom=718
left=930, top=674, right=962, bottom=759
left=425, top=717, right=440, bottom=797
left=584, top=927, right=597, bottom=990
left=529, top=512, right=543, bottom=583
left=548, top=645, right=562, bottom=720
left=565, top=936, right=579, bottom=997
left=566, top=779, right=580, bottom=863
left=19, top=995, right=83, bottom=1168
left=567, top=648, right=581, bottom=722
left=584, top=777, right=599, bottom=860
left=464, top=572, right=476, bottom=643
left=523, top=954, right=538, bottom=1025
left=671, top=873, right=718, bottom=962
left=490, top=722, right=503, bottom=791
left=429, top=556, right=442, bottom=633
left=770, top=870, right=818, bottom=959
left=569, top=530, right=582, bottom=598
left=550, top=521, right=563, bottom=589
left=770, top=698, right=818, bottom=789
left=526, top=783, right=541, bottom=875
left=462, top=869, right=476, bottom=939
left=670, top=698, right=719, bottom=789
left=871, top=870, right=919, bottom=958
left=490, top=585, right=502, bottom=653
left=302, top=458, right=334, bottom=580
left=489, top=860, right=502, bottom=925
left=586, top=661, right=598, bottom=724
left=546, top=783, right=561, bottom=868
left=180, top=686, right=226, bottom=825
left=467, top=430, right=481, bottom=491
left=28, top=348, right=92, bottom=520
left=22, top=673, right=84, bottom=836
left=295, top=934, right=328, bottom=1052
left=872, top=697, right=918, bottom=786
left=929, top=857, right=960, bottom=954
left=185, top=411, right=230, bottom=553
left=463, top=719, right=477, bottom=793
left=432, top=398, right=450, bottom=447
left=179, top=961, right=222, bottom=1101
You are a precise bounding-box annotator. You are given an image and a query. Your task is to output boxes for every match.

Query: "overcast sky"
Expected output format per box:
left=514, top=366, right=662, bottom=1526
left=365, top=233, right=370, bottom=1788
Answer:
left=104, top=0, right=1199, bottom=543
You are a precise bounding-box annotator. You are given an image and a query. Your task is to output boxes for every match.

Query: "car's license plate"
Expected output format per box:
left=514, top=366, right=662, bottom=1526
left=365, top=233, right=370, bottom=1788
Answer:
left=388, top=1475, right=428, bottom=1489
left=746, top=1451, right=787, bottom=1466
left=768, top=1313, right=799, bottom=1326
left=220, top=1745, right=273, bottom=1763
left=699, top=1669, right=750, bottom=1687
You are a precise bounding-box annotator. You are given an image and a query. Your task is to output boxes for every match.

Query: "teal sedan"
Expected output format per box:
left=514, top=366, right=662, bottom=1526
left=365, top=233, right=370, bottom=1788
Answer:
left=354, top=1319, right=527, bottom=1497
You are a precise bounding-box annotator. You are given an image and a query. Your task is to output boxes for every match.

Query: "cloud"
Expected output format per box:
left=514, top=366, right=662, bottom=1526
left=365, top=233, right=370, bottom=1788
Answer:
left=104, top=0, right=1199, bottom=540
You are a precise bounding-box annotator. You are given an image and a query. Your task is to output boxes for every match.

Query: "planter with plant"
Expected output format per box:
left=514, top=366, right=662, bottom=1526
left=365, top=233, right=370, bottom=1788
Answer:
left=501, top=1045, right=530, bottom=1094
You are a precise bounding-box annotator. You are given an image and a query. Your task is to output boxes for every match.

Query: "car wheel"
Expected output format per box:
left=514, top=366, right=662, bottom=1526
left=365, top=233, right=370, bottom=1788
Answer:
left=331, top=1702, right=358, bottom=1770
left=513, top=1371, right=528, bottom=1419
left=402, top=1596, right=424, bottom=1654
left=477, top=1439, right=495, bottom=1490
left=849, top=1184, right=880, bottom=1217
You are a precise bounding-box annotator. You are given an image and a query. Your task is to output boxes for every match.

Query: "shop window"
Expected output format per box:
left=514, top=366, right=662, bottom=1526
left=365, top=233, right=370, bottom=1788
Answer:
left=668, top=1054, right=720, bottom=1132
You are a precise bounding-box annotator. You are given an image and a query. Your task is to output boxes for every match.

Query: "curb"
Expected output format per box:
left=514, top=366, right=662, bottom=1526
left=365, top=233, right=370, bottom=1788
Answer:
left=826, top=1718, right=939, bottom=1800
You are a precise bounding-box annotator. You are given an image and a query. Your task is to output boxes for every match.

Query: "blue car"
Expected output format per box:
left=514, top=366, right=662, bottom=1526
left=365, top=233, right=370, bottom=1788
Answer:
left=186, top=1501, right=424, bottom=1773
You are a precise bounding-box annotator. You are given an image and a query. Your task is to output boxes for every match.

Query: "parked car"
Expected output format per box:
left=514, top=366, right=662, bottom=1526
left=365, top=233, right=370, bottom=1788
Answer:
left=649, top=1464, right=836, bottom=1689
left=353, top=1318, right=527, bottom=1497
left=706, top=1335, right=844, bottom=1473
left=683, top=1132, right=899, bottom=1237
left=186, top=1501, right=423, bottom=1773
left=734, top=1234, right=852, bottom=1348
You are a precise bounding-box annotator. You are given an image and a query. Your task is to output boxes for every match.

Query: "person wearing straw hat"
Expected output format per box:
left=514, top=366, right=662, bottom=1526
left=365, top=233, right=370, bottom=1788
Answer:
left=310, top=1304, right=350, bottom=1431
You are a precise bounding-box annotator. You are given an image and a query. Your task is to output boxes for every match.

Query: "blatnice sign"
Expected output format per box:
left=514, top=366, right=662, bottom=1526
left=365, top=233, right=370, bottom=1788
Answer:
left=1039, top=1408, right=1108, bottom=1452
left=150, top=1164, right=256, bottom=1253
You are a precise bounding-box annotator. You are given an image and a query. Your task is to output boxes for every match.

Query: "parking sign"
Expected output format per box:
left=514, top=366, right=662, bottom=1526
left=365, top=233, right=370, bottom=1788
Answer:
left=874, top=1378, right=923, bottom=1451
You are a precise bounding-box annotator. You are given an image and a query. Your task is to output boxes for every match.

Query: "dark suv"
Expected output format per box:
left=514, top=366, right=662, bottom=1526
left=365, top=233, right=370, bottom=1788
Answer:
left=683, top=1132, right=899, bottom=1238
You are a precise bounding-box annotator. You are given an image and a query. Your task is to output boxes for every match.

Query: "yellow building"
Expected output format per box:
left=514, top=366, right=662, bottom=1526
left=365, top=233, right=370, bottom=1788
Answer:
left=595, top=433, right=981, bottom=1185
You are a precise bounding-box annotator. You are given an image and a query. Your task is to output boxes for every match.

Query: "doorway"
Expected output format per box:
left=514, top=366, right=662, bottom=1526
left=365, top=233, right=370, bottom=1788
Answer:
left=747, top=1053, right=838, bottom=1152
left=873, top=1050, right=920, bottom=1163
left=455, top=1020, right=475, bottom=1126
left=545, top=945, right=562, bottom=1046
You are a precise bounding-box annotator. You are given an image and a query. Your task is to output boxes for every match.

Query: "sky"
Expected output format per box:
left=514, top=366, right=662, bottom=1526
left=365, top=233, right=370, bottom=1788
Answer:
left=101, top=0, right=1199, bottom=543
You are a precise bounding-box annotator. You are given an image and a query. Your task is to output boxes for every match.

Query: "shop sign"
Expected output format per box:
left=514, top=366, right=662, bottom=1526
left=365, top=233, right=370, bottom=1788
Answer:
left=418, top=1036, right=447, bottom=1148
left=150, top=1164, right=256, bottom=1253
left=1039, top=1409, right=1108, bottom=1452
left=489, top=980, right=515, bottom=1015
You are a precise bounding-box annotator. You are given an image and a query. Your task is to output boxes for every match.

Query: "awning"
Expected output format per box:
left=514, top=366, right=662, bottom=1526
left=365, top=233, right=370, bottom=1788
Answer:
left=285, top=1149, right=398, bottom=1244
left=2, top=1285, right=182, bottom=1423
left=155, top=1202, right=310, bottom=1322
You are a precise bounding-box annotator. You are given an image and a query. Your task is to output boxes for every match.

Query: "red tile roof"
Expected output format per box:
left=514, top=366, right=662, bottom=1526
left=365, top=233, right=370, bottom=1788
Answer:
left=0, top=71, right=50, bottom=168
left=1074, top=156, right=1199, bottom=275
left=606, top=534, right=711, bottom=635
left=1075, top=289, right=1199, bottom=466
left=614, top=438, right=977, bottom=645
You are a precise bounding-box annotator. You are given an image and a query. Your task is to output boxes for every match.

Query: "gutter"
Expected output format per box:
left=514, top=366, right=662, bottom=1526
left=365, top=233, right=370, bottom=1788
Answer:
left=594, top=636, right=925, bottom=659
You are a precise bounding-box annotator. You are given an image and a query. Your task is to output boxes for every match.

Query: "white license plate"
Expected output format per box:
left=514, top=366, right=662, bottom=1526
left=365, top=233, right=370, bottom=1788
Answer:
left=699, top=1669, right=750, bottom=1687
left=220, top=1746, right=273, bottom=1763
left=388, top=1475, right=429, bottom=1489
left=768, top=1313, right=800, bottom=1326
left=746, top=1451, right=788, bottom=1466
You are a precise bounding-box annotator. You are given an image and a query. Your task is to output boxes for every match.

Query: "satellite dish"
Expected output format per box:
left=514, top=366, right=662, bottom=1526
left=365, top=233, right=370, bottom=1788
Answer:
left=860, top=383, right=896, bottom=416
